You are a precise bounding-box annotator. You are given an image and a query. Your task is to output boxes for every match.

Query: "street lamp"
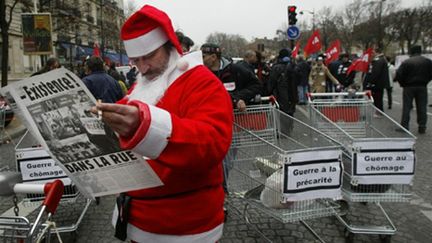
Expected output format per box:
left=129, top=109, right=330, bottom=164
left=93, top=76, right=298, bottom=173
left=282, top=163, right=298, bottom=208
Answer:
left=299, top=9, right=316, bottom=30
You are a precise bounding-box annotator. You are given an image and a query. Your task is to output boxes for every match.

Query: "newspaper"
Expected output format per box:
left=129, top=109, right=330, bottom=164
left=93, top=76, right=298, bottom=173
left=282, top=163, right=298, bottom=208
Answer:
left=0, top=68, right=163, bottom=198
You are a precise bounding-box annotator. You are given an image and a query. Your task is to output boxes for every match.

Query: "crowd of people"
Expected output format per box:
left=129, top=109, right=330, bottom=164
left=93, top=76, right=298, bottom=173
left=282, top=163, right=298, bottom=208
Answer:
left=28, top=4, right=432, bottom=242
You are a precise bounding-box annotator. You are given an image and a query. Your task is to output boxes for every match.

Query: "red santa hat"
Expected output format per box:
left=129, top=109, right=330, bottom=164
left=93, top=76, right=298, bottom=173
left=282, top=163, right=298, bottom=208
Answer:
left=121, top=5, right=183, bottom=58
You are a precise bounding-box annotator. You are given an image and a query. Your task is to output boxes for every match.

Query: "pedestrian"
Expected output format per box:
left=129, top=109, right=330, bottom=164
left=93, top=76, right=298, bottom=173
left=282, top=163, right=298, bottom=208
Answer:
left=268, top=48, right=298, bottom=115
left=295, top=55, right=311, bottom=104
left=201, top=43, right=262, bottom=111
left=386, top=56, right=396, bottom=110
left=309, top=55, right=341, bottom=93
left=31, top=57, right=61, bottom=76
left=237, top=50, right=258, bottom=74
left=363, top=48, right=389, bottom=113
left=107, top=62, right=122, bottom=81
left=82, top=56, right=124, bottom=103
left=255, top=51, right=271, bottom=95
left=126, top=66, right=138, bottom=87
left=267, top=48, right=298, bottom=134
left=92, top=5, right=233, bottom=242
left=333, top=53, right=356, bottom=90
left=394, top=45, right=432, bottom=134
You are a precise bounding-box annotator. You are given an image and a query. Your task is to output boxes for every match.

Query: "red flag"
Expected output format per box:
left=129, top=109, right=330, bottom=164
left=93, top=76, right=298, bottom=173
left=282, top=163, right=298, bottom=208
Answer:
left=292, top=41, right=300, bottom=59
left=324, top=39, right=341, bottom=65
left=93, top=42, right=101, bottom=57
left=304, top=30, right=321, bottom=57
left=347, top=48, right=373, bottom=75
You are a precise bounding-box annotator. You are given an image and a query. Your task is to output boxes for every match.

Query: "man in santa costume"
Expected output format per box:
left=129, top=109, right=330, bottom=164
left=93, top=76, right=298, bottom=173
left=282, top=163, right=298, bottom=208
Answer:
left=93, top=5, right=233, bottom=242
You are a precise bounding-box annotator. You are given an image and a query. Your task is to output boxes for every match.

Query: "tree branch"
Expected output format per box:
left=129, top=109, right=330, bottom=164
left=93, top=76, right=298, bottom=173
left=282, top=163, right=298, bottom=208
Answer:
left=7, top=0, right=20, bottom=29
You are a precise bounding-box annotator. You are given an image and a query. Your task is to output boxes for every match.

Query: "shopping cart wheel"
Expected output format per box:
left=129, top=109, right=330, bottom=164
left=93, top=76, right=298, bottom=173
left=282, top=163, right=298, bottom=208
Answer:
left=344, top=228, right=354, bottom=243
left=379, top=235, right=391, bottom=243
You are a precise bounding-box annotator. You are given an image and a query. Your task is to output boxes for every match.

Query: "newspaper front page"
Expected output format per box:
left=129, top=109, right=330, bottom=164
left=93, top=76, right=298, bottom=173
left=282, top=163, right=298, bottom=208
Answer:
left=1, top=68, right=163, bottom=198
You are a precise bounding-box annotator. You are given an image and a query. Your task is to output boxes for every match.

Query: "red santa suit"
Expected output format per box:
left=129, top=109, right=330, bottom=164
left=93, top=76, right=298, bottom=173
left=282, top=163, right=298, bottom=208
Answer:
left=112, top=49, right=233, bottom=242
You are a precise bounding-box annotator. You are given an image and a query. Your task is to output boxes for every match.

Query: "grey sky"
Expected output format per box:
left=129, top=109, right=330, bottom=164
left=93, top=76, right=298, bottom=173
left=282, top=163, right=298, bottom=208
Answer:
left=130, top=0, right=424, bottom=45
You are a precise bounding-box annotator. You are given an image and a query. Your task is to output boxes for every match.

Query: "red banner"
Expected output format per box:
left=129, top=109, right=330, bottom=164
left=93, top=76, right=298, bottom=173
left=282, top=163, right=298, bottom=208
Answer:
left=347, top=48, right=373, bottom=75
left=304, top=30, right=321, bottom=56
left=292, top=42, right=300, bottom=59
left=324, top=39, right=341, bottom=65
left=93, top=43, right=101, bottom=57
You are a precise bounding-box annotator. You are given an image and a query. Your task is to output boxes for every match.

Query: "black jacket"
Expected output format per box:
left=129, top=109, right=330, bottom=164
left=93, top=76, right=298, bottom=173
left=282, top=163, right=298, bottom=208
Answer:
left=295, top=60, right=311, bottom=87
left=82, top=71, right=124, bottom=103
left=364, top=54, right=389, bottom=90
left=395, top=55, right=432, bottom=87
left=268, top=61, right=299, bottom=114
left=333, top=60, right=355, bottom=87
left=213, top=57, right=262, bottom=106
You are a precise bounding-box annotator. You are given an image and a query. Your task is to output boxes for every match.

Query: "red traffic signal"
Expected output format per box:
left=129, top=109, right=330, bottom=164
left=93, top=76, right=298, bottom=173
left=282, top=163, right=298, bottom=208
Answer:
left=288, top=5, right=297, bottom=25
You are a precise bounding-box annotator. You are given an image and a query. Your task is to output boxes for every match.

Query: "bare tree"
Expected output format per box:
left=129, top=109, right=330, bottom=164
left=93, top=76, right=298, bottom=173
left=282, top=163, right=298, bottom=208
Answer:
left=387, top=7, right=427, bottom=54
left=334, top=0, right=368, bottom=53
left=1, top=0, right=20, bottom=87
left=205, top=32, right=248, bottom=57
left=316, top=7, right=338, bottom=51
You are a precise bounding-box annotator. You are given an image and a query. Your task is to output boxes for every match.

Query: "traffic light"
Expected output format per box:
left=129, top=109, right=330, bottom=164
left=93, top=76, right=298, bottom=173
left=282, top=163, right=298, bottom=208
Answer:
left=288, top=5, right=297, bottom=25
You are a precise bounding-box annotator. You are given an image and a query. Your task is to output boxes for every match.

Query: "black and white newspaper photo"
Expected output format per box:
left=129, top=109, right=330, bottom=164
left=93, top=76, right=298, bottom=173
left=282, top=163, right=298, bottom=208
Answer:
left=0, top=68, right=163, bottom=198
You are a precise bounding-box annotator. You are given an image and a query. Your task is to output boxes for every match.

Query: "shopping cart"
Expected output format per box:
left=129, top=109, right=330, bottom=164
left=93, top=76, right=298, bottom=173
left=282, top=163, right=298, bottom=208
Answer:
left=308, top=91, right=416, bottom=243
left=227, top=104, right=345, bottom=242
left=0, top=171, right=64, bottom=243
left=0, top=131, right=93, bottom=242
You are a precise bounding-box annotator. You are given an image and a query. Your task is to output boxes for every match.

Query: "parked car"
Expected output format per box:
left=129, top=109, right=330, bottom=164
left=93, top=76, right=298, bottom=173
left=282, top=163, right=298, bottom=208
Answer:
left=0, top=96, right=14, bottom=127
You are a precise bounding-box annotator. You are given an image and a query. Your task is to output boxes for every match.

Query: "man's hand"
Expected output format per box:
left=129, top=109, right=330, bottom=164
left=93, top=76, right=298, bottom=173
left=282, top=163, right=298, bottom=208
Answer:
left=91, top=103, right=141, bottom=138
left=236, top=99, right=246, bottom=112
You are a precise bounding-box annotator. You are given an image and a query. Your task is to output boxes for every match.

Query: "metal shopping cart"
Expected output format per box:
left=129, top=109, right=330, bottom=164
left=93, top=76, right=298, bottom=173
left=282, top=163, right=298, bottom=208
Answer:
left=0, top=170, right=65, bottom=243
left=308, top=91, right=416, bottom=243
left=0, top=131, right=93, bottom=242
left=227, top=104, right=345, bottom=242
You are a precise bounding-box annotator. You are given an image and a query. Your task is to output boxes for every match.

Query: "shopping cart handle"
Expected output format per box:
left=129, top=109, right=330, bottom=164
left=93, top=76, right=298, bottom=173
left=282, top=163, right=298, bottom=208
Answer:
left=42, top=180, right=64, bottom=214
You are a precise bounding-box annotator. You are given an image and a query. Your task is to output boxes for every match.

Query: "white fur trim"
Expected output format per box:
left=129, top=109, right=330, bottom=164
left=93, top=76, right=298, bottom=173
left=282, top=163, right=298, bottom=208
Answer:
left=176, top=58, right=189, bottom=71
left=168, top=51, right=203, bottom=82
left=112, top=207, right=223, bottom=242
left=132, top=105, right=172, bottom=159
left=124, top=27, right=168, bottom=58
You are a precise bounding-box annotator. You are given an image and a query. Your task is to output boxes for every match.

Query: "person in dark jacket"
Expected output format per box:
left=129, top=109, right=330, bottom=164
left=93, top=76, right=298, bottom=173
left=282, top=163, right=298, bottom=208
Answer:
left=295, top=55, right=311, bottom=104
left=201, top=43, right=262, bottom=111
left=107, top=62, right=122, bottom=81
left=268, top=48, right=298, bottom=115
left=268, top=49, right=299, bottom=135
left=255, top=51, right=271, bottom=95
left=82, top=56, right=124, bottom=103
left=126, top=66, right=138, bottom=88
left=333, top=53, right=356, bottom=89
left=394, top=45, right=432, bottom=134
left=363, top=48, right=389, bottom=113
left=237, top=50, right=257, bottom=74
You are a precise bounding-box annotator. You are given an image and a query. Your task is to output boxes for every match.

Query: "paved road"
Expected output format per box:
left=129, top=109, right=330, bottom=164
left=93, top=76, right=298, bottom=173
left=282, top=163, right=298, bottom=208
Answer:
left=1, top=83, right=432, bottom=242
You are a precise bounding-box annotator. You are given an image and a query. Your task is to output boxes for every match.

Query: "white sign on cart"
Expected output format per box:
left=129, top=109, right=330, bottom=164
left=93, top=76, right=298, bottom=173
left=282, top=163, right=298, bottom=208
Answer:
left=352, top=140, right=415, bottom=185
left=281, top=149, right=343, bottom=201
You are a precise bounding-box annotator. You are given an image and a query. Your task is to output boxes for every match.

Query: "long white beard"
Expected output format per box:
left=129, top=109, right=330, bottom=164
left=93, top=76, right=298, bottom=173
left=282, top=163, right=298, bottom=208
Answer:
left=128, top=49, right=179, bottom=105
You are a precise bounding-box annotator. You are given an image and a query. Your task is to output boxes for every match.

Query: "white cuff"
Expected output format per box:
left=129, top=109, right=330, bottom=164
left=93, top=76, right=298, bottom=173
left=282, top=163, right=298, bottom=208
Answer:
left=133, top=105, right=172, bottom=159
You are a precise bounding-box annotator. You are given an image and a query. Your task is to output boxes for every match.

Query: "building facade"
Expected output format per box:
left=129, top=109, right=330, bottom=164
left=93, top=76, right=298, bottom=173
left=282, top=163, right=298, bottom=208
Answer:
left=1, top=0, right=126, bottom=80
